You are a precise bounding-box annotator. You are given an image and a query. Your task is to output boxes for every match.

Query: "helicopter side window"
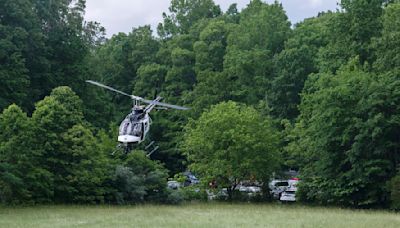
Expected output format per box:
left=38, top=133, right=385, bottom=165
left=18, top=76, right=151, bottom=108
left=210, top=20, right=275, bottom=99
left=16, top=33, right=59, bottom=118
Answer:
left=119, top=119, right=143, bottom=137
left=119, top=120, right=132, bottom=135
left=131, top=123, right=142, bottom=137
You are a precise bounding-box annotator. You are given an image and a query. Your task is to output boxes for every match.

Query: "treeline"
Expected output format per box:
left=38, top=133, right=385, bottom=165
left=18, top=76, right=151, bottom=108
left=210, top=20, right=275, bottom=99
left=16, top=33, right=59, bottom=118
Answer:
left=0, top=87, right=180, bottom=204
left=1, top=0, right=400, bottom=208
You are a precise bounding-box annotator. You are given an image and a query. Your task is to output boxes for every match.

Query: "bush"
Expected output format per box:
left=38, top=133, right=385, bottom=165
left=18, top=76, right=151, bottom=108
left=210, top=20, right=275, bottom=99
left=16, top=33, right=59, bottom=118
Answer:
left=111, top=152, right=169, bottom=204
left=165, top=189, right=184, bottom=205
left=390, top=174, right=400, bottom=210
left=113, top=165, right=146, bottom=204
left=181, top=186, right=208, bottom=202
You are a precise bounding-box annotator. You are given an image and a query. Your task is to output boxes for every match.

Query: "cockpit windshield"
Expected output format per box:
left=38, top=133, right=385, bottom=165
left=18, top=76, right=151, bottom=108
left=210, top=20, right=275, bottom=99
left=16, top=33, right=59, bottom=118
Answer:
left=119, top=119, right=142, bottom=137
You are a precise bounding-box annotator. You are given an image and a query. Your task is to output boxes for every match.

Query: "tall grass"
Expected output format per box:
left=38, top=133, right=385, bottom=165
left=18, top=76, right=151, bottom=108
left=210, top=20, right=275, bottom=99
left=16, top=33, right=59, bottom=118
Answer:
left=0, top=203, right=399, bottom=228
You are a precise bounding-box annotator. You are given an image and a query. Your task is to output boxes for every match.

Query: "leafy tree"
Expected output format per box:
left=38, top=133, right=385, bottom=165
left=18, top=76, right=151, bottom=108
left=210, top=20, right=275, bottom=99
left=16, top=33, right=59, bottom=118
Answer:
left=269, top=13, right=333, bottom=120
left=0, top=0, right=104, bottom=113
left=134, top=64, right=168, bottom=98
left=223, top=0, right=291, bottom=105
left=390, top=172, right=400, bottom=210
left=164, top=47, right=196, bottom=98
left=31, top=86, right=85, bottom=202
left=59, top=124, right=108, bottom=203
left=112, top=152, right=169, bottom=204
left=0, top=104, right=51, bottom=204
left=187, top=19, right=235, bottom=116
left=31, top=0, right=90, bottom=100
left=193, top=20, right=230, bottom=73
left=182, top=101, right=281, bottom=200
left=0, top=0, right=41, bottom=111
left=224, top=3, right=240, bottom=24
left=373, top=2, right=400, bottom=72
left=147, top=34, right=197, bottom=173
left=292, top=62, right=400, bottom=207
left=157, top=0, right=221, bottom=37
left=317, top=0, right=384, bottom=73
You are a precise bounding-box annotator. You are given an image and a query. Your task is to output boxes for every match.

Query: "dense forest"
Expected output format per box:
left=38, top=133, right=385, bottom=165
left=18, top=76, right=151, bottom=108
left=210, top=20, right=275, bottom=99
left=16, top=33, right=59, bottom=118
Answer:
left=1, top=0, right=400, bottom=208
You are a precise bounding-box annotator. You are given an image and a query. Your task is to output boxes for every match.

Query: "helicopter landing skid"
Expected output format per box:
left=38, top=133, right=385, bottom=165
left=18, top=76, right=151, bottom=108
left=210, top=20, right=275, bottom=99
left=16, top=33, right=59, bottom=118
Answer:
left=111, top=142, right=157, bottom=157
left=111, top=143, right=135, bottom=155
left=145, top=141, right=159, bottom=157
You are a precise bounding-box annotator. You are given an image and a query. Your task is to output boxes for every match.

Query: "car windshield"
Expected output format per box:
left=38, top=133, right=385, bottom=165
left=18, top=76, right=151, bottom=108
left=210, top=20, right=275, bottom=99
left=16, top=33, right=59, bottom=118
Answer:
left=285, top=191, right=295, bottom=194
left=276, top=182, right=289, bottom=187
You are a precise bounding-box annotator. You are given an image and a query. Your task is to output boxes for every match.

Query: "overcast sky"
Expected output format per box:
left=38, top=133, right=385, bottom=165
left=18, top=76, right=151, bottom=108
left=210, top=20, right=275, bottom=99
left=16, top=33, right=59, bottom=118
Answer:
left=85, top=0, right=340, bottom=37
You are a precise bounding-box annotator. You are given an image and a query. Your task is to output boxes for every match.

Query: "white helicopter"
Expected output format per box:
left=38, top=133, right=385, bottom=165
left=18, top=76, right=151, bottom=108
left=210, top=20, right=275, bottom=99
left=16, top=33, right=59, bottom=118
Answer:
left=86, top=80, right=189, bottom=153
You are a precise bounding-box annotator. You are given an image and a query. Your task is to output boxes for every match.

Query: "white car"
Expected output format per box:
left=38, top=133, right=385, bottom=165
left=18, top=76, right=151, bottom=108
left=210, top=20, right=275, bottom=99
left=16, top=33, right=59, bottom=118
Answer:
left=288, top=178, right=299, bottom=191
left=238, top=185, right=249, bottom=192
left=247, top=186, right=261, bottom=193
left=237, top=185, right=261, bottom=194
left=280, top=190, right=296, bottom=202
left=167, top=181, right=181, bottom=190
left=269, top=180, right=289, bottom=199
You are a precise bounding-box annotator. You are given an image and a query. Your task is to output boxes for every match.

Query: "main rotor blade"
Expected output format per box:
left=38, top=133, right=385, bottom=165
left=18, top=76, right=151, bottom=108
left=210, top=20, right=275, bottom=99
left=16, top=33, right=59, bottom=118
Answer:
left=86, top=80, right=190, bottom=110
left=86, top=80, right=133, bottom=98
left=142, top=99, right=190, bottom=110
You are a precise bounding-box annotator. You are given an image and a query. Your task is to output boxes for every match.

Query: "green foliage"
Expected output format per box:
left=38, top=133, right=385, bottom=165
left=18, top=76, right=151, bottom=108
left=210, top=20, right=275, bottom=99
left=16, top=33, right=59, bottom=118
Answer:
left=2, top=0, right=400, bottom=209
left=292, top=63, right=400, bottom=207
left=31, top=86, right=92, bottom=203
left=134, top=64, right=168, bottom=98
left=158, top=0, right=222, bottom=37
left=389, top=173, right=400, bottom=210
left=269, top=14, right=332, bottom=120
left=188, top=19, right=235, bottom=116
left=112, top=165, right=147, bottom=204
left=231, top=0, right=291, bottom=53
left=59, top=124, right=108, bottom=203
left=112, top=152, right=169, bottom=204
left=223, top=1, right=291, bottom=105
left=182, top=101, right=281, bottom=199
left=93, top=26, right=160, bottom=120
left=0, top=104, right=52, bottom=204
left=318, top=0, right=384, bottom=72
left=180, top=186, right=208, bottom=201
left=0, top=105, right=32, bottom=203
left=193, top=20, right=230, bottom=73
left=165, top=189, right=185, bottom=204
left=373, top=2, right=400, bottom=72
left=0, top=0, right=37, bottom=110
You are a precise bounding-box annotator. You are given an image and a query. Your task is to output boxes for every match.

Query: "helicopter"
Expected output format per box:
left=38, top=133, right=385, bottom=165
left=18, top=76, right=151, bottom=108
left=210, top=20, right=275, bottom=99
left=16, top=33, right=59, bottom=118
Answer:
left=86, top=80, right=189, bottom=153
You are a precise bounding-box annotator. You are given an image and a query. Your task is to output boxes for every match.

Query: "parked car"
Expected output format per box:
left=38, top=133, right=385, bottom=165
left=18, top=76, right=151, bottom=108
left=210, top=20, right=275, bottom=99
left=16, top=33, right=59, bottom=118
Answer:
left=269, top=180, right=289, bottom=199
left=183, top=171, right=200, bottom=186
left=288, top=178, right=299, bottom=191
left=167, top=180, right=181, bottom=190
left=247, top=186, right=261, bottom=193
left=280, top=190, right=296, bottom=202
left=237, top=185, right=262, bottom=197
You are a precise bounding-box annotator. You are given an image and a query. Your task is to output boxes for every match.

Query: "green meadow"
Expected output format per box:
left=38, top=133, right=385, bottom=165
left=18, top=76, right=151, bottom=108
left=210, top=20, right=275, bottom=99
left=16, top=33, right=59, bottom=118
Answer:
left=1, top=203, right=399, bottom=228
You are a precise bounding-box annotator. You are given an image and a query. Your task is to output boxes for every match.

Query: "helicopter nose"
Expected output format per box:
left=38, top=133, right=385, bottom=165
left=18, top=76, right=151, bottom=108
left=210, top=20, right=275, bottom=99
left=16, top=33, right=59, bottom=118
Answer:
left=118, top=135, right=141, bottom=143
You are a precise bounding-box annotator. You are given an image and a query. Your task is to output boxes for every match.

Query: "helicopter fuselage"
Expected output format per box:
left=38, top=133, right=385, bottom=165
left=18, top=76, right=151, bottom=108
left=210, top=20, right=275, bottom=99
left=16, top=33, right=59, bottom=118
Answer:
left=85, top=80, right=189, bottom=153
left=118, top=109, right=151, bottom=145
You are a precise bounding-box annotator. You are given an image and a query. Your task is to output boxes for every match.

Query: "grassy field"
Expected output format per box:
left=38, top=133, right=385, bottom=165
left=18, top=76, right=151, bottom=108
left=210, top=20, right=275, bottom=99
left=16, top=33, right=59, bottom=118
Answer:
left=1, top=203, right=399, bottom=228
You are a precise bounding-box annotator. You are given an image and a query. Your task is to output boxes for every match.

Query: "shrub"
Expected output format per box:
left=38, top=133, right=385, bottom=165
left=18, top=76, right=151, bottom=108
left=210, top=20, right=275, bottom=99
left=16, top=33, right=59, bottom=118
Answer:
left=181, top=186, right=208, bottom=202
left=165, top=189, right=184, bottom=205
left=390, top=174, right=400, bottom=210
